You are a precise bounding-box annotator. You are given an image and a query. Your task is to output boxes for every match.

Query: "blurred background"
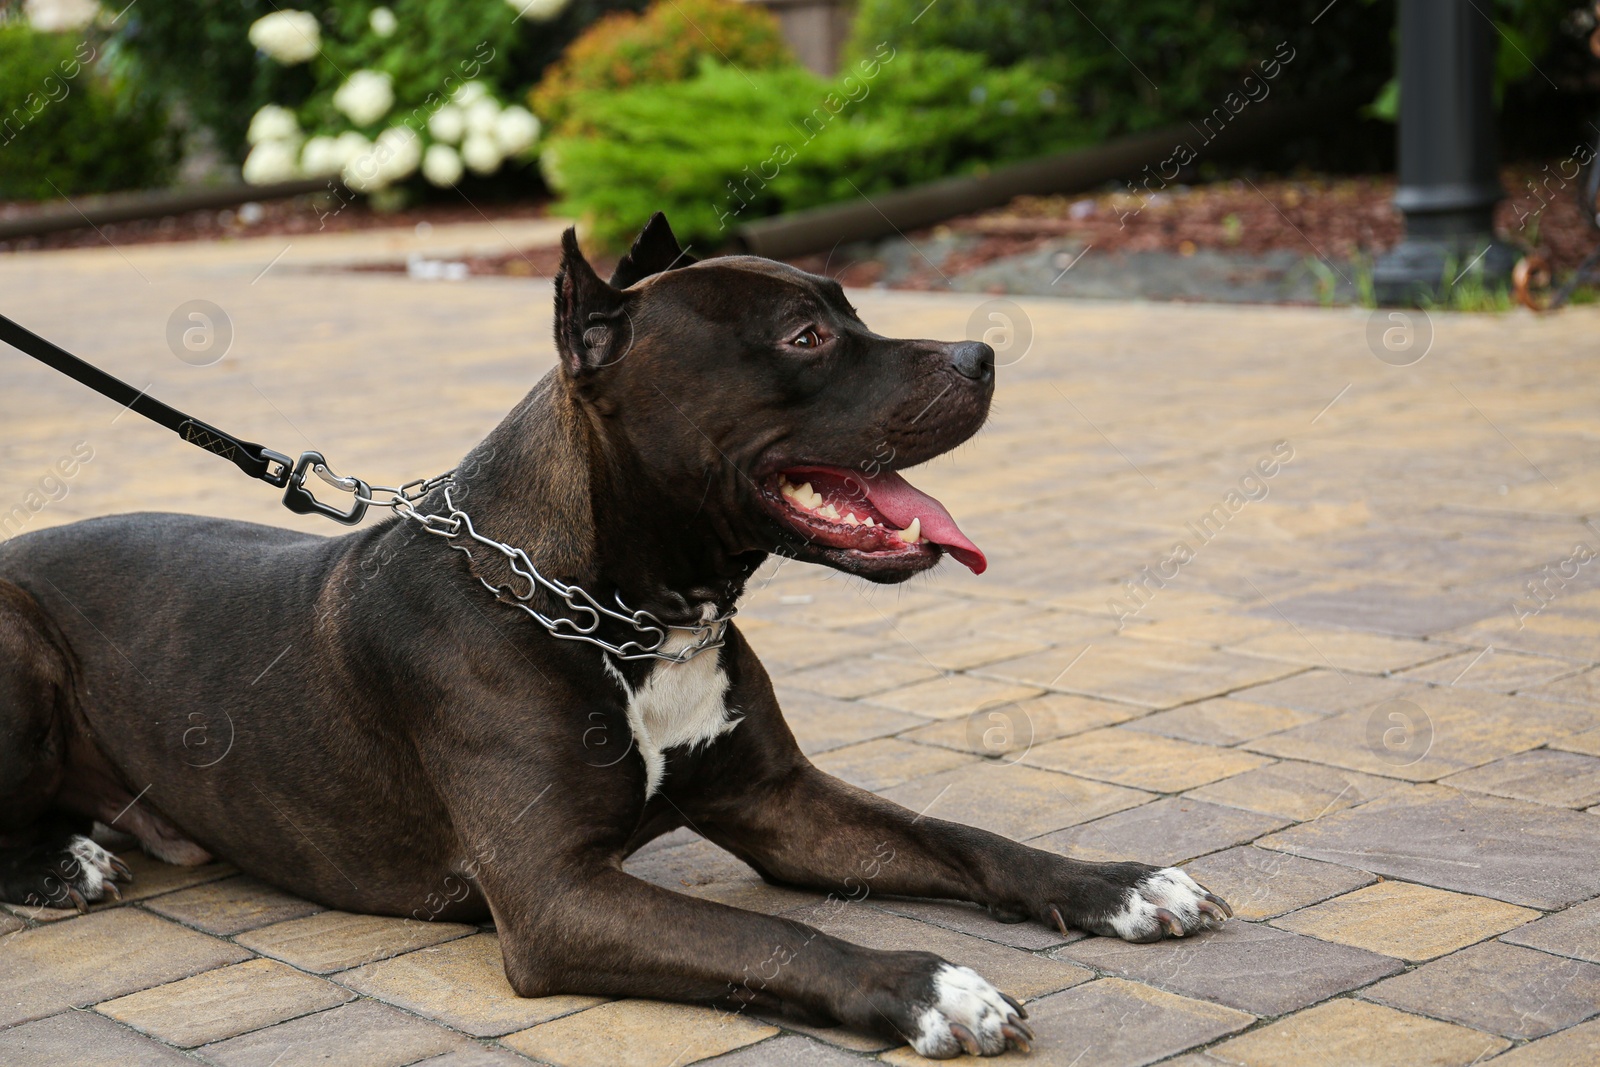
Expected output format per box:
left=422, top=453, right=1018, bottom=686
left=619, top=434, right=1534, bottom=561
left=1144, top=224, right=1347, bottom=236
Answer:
left=2, top=0, right=1599, bottom=307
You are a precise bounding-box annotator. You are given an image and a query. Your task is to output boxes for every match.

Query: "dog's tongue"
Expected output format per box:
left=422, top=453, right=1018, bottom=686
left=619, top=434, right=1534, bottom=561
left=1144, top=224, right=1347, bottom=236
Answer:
left=861, top=470, right=987, bottom=574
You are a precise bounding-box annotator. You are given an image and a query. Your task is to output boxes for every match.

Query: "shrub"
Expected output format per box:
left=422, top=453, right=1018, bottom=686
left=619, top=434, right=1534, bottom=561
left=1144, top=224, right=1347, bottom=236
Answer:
left=541, top=49, right=1085, bottom=247
left=530, top=0, right=792, bottom=131
left=0, top=26, right=172, bottom=201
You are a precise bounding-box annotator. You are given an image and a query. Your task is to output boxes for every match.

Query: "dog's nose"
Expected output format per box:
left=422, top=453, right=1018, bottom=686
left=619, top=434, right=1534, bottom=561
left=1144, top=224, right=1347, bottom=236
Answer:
left=949, top=341, right=995, bottom=381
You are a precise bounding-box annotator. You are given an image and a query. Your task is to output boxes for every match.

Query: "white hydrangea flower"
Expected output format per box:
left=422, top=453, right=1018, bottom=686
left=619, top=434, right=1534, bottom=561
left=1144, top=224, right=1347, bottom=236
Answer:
left=427, top=104, right=465, bottom=144
left=463, top=97, right=500, bottom=137
left=335, top=130, right=371, bottom=162
left=460, top=133, right=503, bottom=176
left=248, top=10, right=321, bottom=65
left=493, top=106, right=540, bottom=155
left=506, top=0, right=571, bottom=22
left=369, top=7, right=397, bottom=38
left=422, top=143, right=464, bottom=187
left=246, top=105, right=300, bottom=146
left=333, top=70, right=395, bottom=127
left=343, top=126, right=422, bottom=191
left=242, top=140, right=301, bottom=184
left=452, top=81, right=489, bottom=107
left=300, top=135, right=346, bottom=176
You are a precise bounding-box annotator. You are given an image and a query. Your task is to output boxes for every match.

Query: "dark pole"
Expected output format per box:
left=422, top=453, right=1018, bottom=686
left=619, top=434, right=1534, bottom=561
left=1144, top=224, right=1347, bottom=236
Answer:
left=1373, top=0, right=1517, bottom=305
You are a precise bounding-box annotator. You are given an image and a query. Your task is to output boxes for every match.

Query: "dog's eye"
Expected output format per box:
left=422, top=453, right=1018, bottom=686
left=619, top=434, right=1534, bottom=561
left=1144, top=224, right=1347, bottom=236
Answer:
left=789, top=327, right=822, bottom=349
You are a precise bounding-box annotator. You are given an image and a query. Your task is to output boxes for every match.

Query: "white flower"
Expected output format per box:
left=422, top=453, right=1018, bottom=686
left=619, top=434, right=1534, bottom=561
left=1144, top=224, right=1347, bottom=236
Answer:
left=333, top=70, right=394, bottom=127
left=369, top=7, right=397, bottom=37
left=464, top=97, right=500, bottom=137
left=493, top=106, right=540, bottom=155
left=452, top=81, right=489, bottom=107
left=427, top=104, right=465, bottom=144
left=343, top=126, right=421, bottom=191
left=242, top=140, right=301, bottom=184
left=246, top=105, right=300, bottom=146
left=506, top=0, right=571, bottom=22
left=460, top=133, right=502, bottom=175
left=248, top=10, right=321, bottom=65
left=422, top=144, right=464, bottom=187
left=300, top=135, right=345, bottom=176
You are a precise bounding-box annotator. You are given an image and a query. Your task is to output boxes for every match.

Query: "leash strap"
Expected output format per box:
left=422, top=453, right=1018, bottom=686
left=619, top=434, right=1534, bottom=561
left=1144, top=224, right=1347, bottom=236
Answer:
left=1, top=311, right=371, bottom=524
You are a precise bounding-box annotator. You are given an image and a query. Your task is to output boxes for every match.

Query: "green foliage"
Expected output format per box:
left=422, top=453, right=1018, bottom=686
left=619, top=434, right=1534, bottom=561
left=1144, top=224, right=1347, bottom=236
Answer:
left=0, top=26, right=173, bottom=201
left=531, top=0, right=792, bottom=131
left=542, top=49, right=1085, bottom=248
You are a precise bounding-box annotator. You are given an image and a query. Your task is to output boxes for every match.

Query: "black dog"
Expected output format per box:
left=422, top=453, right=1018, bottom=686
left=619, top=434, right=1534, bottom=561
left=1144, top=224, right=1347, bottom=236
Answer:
left=0, top=215, right=1228, bottom=1058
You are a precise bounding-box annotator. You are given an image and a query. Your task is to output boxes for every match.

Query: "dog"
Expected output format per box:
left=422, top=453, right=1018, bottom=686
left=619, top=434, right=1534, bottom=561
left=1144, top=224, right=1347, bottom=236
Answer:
left=0, top=214, right=1229, bottom=1058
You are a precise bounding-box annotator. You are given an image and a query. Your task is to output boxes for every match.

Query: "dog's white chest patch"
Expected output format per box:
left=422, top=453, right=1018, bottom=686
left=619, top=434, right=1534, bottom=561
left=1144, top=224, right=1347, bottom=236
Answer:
left=604, top=622, right=739, bottom=799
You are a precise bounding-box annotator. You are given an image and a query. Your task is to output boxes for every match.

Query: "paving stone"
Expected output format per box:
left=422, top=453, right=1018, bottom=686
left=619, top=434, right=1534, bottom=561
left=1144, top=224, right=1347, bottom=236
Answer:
left=1401, top=648, right=1587, bottom=692
left=1482, top=1016, right=1600, bottom=1065
left=1259, top=786, right=1600, bottom=909
left=1226, top=669, right=1427, bottom=715
left=870, top=897, right=1076, bottom=951
left=1122, top=614, right=1280, bottom=648
left=1500, top=896, right=1600, bottom=964
left=879, top=977, right=1253, bottom=1067
left=624, top=836, right=815, bottom=915
left=748, top=1012, right=894, bottom=1052
left=882, top=762, right=1152, bottom=841
left=0, top=912, right=22, bottom=936
left=744, top=623, right=884, bottom=673
left=1180, top=846, right=1376, bottom=921
left=1444, top=612, right=1600, bottom=663
left=1528, top=667, right=1600, bottom=708
left=811, top=737, right=977, bottom=792
left=1246, top=688, right=1598, bottom=782
left=1121, top=698, right=1319, bottom=746
left=1055, top=920, right=1401, bottom=1016
left=901, top=692, right=1143, bottom=757
left=1272, top=881, right=1540, bottom=961
left=1186, top=759, right=1408, bottom=821
left=1361, top=941, right=1600, bottom=1039
left=976, top=640, right=1301, bottom=709
left=1023, top=728, right=1273, bottom=792
left=1441, top=749, right=1600, bottom=808
left=701, top=1033, right=873, bottom=1065
left=95, top=957, right=353, bottom=1047
left=339, top=931, right=603, bottom=1037
left=866, top=673, right=1047, bottom=721
left=233, top=910, right=475, bottom=974
left=771, top=685, right=930, bottom=755
left=410, top=1049, right=542, bottom=1067
left=1197, top=997, right=1509, bottom=1066
left=0, top=1010, right=194, bottom=1066
left=1250, top=584, right=1499, bottom=638
left=877, top=631, right=1057, bottom=672
left=199, top=999, right=472, bottom=1067
left=501, top=1000, right=778, bottom=1067
left=141, top=874, right=325, bottom=935
left=5, top=850, right=238, bottom=922
left=1227, top=626, right=1455, bottom=674
left=1034, top=798, right=1290, bottom=867
left=1553, top=726, right=1600, bottom=755
left=0, top=907, right=251, bottom=1027
left=775, top=656, right=942, bottom=700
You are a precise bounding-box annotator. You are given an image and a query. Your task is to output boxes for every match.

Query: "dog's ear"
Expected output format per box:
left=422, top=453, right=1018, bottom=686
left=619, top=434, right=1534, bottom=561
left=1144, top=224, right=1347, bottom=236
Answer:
left=608, top=212, right=697, bottom=289
left=554, top=228, right=630, bottom=378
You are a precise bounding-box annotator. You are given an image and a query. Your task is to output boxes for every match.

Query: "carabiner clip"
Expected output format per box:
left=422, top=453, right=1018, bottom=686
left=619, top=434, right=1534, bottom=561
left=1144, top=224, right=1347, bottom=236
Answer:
left=281, top=451, right=370, bottom=525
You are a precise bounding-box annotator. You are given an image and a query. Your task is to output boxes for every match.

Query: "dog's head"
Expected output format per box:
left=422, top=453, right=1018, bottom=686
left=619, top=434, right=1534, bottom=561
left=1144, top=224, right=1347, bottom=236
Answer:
left=554, top=213, right=993, bottom=583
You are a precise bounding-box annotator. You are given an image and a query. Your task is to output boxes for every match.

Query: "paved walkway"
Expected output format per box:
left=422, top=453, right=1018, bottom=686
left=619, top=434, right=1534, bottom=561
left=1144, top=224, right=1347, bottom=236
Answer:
left=2, top=224, right=1599, bottom=1066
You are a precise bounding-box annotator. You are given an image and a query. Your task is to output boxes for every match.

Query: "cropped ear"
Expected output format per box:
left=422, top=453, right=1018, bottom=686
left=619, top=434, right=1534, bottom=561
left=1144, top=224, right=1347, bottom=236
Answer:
left=554, top=228, right=630, bottom=378
left=608, top=212, right=697, bottom=289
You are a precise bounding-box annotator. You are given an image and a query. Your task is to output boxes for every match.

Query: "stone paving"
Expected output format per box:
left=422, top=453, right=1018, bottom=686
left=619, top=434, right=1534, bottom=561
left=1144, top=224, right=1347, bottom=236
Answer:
left=2, top=222, right=1599, bottom=1066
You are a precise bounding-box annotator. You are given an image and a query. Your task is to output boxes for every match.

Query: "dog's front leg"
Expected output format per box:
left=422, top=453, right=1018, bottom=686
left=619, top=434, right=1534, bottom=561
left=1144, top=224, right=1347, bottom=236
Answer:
left=482, top=861, right=1032, bottom=1058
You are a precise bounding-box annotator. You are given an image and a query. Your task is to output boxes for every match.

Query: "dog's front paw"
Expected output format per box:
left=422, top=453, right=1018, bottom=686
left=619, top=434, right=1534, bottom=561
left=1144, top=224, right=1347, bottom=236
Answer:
left=4, top=834, right=134, bottom=914
left=907, top=963, right=1033, bottom=1058
left=1053, top=866, right=1231, bottom=943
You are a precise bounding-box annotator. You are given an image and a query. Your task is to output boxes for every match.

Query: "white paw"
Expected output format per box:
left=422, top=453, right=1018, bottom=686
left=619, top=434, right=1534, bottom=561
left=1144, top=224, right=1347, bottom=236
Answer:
left=1106, top=867, right=1229, bottom=942
left=909, top=963, right=1032, bottom=1058
left=65, top=835, right=124, bottom=902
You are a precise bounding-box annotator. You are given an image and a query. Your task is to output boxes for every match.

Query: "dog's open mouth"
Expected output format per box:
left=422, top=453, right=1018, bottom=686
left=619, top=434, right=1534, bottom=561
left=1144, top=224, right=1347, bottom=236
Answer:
left=760, top=465, right=987, bottom=575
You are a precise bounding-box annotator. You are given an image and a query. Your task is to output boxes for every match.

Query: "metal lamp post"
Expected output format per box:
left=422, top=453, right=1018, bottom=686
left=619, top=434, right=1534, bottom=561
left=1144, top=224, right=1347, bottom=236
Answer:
left=1373, top=0, right=1518, bottom=305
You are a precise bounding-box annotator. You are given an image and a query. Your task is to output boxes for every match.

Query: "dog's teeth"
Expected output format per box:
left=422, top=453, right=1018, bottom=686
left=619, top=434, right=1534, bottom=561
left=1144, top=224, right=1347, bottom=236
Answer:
left=897, top=517, right=921, bottom=544
left=863, top=517, right=875, bottom=527
left=843, top=512, right=860, bottom=525
left=797, top=482, right=813, bottom=498
left=819, top=504, right=840, bottom=520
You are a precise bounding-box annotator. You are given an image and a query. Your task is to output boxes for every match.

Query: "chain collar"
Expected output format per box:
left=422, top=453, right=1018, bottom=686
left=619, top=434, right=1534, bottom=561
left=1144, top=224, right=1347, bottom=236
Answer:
left=345, top=470, right=732, bottom=664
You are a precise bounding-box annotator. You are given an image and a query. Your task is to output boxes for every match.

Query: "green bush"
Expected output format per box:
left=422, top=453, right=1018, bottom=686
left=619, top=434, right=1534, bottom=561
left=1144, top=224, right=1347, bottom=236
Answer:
left=0, top=26, right=172, bottom=201
left=542, top=49, right=1086, bottom=248
left=530, top=0, right=792, bottom=131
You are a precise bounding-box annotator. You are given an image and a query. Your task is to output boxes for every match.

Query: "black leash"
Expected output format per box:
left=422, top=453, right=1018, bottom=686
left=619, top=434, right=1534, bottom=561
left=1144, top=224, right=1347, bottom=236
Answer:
left=0, top=311, right=371, bottom=524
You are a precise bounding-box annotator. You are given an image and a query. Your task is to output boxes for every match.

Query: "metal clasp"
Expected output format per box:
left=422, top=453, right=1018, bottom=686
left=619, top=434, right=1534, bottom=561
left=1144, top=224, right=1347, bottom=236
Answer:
left=281, top=451, right=370, bottom=525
